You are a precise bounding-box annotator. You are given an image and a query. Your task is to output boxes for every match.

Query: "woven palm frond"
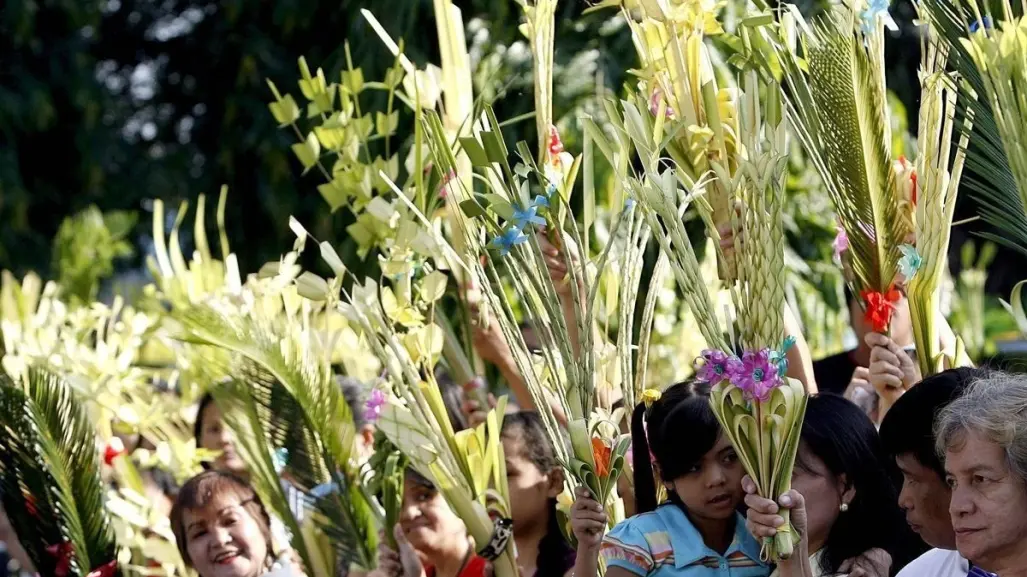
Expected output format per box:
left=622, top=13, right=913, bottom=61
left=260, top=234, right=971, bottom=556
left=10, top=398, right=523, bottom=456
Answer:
left=0, top=366, right=120, bottom=577
left=174, top=300, right=378, bottom=573
left=921, top=0, right=1027, bottom=255
left=775, top=6, right=904, bottom=294
left=906, top=29, right=974, bottom=376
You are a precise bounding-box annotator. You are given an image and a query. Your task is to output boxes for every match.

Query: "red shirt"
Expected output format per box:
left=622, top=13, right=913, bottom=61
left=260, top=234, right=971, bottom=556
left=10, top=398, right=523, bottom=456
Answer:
left=426, top=555, right=488, bottom=577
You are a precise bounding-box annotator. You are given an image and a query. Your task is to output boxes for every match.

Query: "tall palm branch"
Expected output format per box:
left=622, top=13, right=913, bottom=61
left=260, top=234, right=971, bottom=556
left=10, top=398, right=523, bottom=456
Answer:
left=0, top=367, right=120, bottom=577
left=171, top=301, right=378, bottom=574
left=772, top=6, right=905, bottom=297
left=921, top=0, right=1027, bottom=255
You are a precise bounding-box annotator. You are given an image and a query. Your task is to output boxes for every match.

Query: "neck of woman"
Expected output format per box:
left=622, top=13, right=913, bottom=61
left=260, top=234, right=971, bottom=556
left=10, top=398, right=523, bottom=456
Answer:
left=691, top=513, right=735, bottom=555
left=429, top=536, right=473, bottom=577
left=514, top=519, right=549, bottom=577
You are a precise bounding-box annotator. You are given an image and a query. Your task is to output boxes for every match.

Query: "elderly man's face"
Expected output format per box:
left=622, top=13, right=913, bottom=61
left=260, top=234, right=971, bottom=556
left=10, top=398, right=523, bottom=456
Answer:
left=945, top=430, right=1027, bottom=568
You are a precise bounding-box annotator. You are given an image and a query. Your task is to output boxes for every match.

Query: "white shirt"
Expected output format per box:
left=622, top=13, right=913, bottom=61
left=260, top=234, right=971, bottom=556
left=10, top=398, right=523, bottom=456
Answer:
left=896, top=548, right=968, bottom=577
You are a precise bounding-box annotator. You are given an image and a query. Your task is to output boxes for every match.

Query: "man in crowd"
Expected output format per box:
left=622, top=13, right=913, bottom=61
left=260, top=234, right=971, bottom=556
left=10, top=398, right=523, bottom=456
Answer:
left=880, top=367, right=983, bottom=576
left=936, top=372, right=1027, bottom=576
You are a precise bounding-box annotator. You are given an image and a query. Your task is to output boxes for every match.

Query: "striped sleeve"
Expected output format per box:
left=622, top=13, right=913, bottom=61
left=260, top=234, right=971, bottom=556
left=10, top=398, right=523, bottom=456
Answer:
left=601, top=522, right=653, bottom=576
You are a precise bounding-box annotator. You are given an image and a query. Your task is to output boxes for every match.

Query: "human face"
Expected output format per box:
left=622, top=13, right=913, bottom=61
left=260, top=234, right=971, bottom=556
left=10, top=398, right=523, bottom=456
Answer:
left=896, top=453, right=954, bottom=549
left=399, top=477, right=467, bottom=558
left=666, top=434, right=744, bottom=522
left=945, top=430, right=1027, bottom=570
left=199, top=404, right=247, bottom=475
left=182, top=496, right=269, bottom=577
left=791, top=441, right=852, bottom=554
left=502, top=434, right=562, bottom=537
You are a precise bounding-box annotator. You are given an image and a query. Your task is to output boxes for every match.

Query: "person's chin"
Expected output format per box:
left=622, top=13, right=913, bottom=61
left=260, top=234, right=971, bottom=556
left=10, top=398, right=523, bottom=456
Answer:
left=202, top=555, right=256, bottom=577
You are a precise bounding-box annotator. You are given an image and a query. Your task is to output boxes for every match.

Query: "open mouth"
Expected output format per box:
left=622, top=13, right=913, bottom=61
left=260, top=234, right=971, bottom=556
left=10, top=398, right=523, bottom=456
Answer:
left=707, top=493, right=732, bottom=507
left=212, top=551, right=241, bottom=565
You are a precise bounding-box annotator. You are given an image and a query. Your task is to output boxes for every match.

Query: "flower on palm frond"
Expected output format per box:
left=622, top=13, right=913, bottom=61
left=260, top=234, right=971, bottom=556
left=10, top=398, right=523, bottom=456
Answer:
left=694, top=349, right=732, bottom=385
left=591, top=438, right=612, bottom=478
left=832, top=225, right=850, bottom=260
left=439, top=169, right=457, bottom=199
left=860, top=0, right=898, bottom=35
left=102, top=437, right=126, bottom=466
left=512, top=199, right=548, bottom=230
left=862, top=287, right=902, bottom=332
left=969, top=15, right=992, bottom=32
left=547, top=125, right=564, bottom=158
left=364, top=389, right=386, bottom=423
left=898, top=244, right=922, bottom=281
left=491, top=226, right=529, bottom=256
left=648, top=88, right=676, bottom=120
left=729, top=349, right=782, bottom=402
left=272, top=448, right=290, bottom=475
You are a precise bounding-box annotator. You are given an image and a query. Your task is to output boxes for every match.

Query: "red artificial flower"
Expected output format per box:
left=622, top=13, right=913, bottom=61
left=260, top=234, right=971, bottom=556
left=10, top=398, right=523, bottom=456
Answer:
left=910, top=170, right=918, bottom=206
left=547, top=126, right=564, bottom=159
left=861, top=287, right=902, bottom=333
left=591, top=437, right=612, bottom=479
left=87, top=560, right=118, bottom=577
left=103, top=437, right=126, bottom=466
left=47, top=541, right=74, bottom=577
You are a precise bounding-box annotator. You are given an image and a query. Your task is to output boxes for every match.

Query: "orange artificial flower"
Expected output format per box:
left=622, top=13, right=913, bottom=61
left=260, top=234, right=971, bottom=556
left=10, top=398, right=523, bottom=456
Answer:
left=592, top=437, right=612, bottom=478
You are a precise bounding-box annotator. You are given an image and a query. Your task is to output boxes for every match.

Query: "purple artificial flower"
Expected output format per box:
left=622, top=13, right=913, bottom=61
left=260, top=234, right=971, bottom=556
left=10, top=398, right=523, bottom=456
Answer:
left=694, top=349, right=732, bottom=385
left=364, top=389, right=386, bottom=423
left=730, top=349, right=781, bottom=402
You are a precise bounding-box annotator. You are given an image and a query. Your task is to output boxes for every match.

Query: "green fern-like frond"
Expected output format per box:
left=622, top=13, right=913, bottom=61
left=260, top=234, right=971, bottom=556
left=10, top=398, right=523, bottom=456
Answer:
left=922, top=0, right=1027, bottom=255
left=175, top=302, right=378, bottom=571
left=775, top=6, right=904, bottom=293
left=0, top=367, right=120, bottom=577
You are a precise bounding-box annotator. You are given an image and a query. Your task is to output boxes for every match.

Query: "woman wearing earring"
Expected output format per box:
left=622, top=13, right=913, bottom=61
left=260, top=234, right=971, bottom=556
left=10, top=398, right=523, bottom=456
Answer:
left=747, top=394, right=926, bottom=576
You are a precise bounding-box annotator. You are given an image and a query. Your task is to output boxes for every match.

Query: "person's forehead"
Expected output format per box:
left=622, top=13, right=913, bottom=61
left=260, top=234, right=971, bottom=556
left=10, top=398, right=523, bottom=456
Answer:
left=183, top=495, right=244, bottom=524
left=945, top=432, right=1007, bottom=472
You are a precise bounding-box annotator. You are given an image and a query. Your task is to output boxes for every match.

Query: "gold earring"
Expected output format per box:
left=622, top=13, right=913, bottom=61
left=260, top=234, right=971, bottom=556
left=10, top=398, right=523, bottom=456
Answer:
left=839, top=503, right=849, bottom=512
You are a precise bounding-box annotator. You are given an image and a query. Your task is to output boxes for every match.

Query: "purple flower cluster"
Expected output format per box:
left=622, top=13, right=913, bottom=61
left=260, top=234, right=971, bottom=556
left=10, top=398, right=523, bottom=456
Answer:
left=693, top=347, right=788, bottom=402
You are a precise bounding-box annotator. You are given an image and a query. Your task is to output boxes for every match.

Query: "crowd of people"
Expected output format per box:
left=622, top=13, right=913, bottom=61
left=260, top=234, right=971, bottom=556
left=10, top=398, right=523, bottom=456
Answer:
left=5, top=296, right=1026, bottom=577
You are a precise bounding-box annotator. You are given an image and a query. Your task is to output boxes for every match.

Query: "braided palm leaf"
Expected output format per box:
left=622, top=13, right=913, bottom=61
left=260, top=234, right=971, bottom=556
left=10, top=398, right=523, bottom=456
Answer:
left=171, top=300, right=378, bottom=574
left=0, top=367, right=120, bottom=577
left=774, top=6, right=905, bottom=296
left=907, top=34, right=974, bottom=376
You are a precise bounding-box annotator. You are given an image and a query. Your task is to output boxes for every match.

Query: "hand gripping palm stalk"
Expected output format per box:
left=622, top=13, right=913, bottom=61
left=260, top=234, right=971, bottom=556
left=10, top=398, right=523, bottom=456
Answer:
left=905, top=26, right=975, bottom=376
left=771, top=1, right=909, bottom=335
left=601, top=70, right=807, bottom=561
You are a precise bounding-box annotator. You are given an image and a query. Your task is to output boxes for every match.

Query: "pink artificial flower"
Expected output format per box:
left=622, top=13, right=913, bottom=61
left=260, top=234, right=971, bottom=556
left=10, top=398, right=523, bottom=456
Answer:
left=648, top=88, right=676, bottom=120
left=364, top=389, right=386, bottom=423
left=439, top=169, right=457, bottom=199
left=832, top=225, right=849, bottom=260
left=730, top=349, right=781, bottom=402
left=694, top=349, right=732, bottom=385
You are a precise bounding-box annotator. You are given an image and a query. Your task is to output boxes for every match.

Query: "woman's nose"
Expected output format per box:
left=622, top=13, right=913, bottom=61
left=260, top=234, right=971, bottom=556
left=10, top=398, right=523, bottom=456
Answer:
left=211, top=525, right=233, bottom=546
left=706, top=464, right=727, bottom=487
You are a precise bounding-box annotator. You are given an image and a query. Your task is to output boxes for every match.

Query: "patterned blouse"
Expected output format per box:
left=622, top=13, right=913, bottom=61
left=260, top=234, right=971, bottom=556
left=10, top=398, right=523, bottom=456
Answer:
left=601, top=503, right=769, bottom=577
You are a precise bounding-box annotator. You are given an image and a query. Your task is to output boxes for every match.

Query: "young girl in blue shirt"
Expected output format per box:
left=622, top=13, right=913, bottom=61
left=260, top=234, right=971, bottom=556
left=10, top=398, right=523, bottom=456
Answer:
left=570, top=381, right=768, bottom=577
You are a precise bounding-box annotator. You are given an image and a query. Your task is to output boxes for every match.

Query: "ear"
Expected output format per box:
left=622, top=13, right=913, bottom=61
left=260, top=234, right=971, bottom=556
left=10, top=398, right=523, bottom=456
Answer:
left=546, top=467, right=566, bottom=498
left=838, top=473, right=856, bottom=508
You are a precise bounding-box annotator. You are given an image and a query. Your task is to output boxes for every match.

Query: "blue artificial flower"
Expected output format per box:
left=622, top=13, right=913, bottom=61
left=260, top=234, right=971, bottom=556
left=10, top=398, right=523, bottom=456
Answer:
left=532, top=194, right=550, bottom=209
left=969, top=15, right=993, bottom=32
left=491, top=226, right=529, bottom=256
left=512, top=198, right=548, bottom=230
left=273, top=448, right=289, bottom=475
left=624, top=197, right=636, bottom=212
left=898, top=244, right=922, bottom=280
left=860, top=0, right=897, bottom=35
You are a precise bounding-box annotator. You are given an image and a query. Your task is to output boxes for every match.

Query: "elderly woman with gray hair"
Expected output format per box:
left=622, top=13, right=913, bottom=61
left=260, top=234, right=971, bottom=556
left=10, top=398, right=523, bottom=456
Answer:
left=935, top=372, right=1027, bottom=576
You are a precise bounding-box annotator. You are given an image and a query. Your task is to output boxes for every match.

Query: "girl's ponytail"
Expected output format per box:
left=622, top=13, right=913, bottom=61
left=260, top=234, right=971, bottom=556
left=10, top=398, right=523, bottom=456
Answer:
left=631, top=401, right=659, bottom=514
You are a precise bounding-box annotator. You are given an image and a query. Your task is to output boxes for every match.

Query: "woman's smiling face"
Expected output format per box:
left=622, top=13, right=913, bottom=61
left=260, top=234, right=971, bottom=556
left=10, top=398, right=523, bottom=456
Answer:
left=182, top=495, right=269, bottom=577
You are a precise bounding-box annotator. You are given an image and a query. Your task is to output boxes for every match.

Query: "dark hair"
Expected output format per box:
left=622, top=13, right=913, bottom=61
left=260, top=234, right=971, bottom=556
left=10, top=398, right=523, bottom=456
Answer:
left=170, top=471, right=275, bottom=569
left=433, top=367, right=470, bottom=431
left=800, top=394, right=925, bottom=574
left=194, top=392, right=217, bottom=444
left=501, top=412, right=574, bottom=577
left=879, top=367, right=982, bottom=479
left=630, top=381, right=717, bottom=514
left=336, top=375, right=368, bottom=429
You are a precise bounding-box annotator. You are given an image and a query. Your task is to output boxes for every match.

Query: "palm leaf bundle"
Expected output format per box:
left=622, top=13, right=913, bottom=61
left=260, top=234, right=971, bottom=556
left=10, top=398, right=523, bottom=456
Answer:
left=0, top=366, right=121, bottom=577
left=619, top=0, right=742, bottom=279
left=330, top=270, right=520, bottom=577
left=905, top=29, right=975, bottom=376
left=770, top=2, right=909, bottom=334
left=361, top=431, right=407, bottom=550
left=162, top=275, right=380, bottom=576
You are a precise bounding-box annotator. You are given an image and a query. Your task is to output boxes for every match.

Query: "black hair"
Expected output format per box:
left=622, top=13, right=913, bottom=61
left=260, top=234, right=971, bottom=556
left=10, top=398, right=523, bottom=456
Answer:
left=801, top=394, right=926, bottom=575
left=501, top=412, right=574, bottom=577
left=335, top=375, right=368, bottom=429
left=879, top=367, right=983, bottom=479
left=630, top=380, right=717, bottom=514
left=194, top=392, right=216, bottom=444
